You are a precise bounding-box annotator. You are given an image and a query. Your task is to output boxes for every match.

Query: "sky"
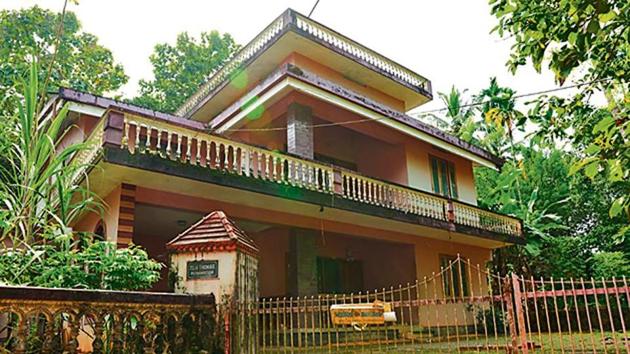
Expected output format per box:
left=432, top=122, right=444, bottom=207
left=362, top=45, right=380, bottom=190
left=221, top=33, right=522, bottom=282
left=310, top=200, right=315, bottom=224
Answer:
left=3, top=0, right=569, bottom=115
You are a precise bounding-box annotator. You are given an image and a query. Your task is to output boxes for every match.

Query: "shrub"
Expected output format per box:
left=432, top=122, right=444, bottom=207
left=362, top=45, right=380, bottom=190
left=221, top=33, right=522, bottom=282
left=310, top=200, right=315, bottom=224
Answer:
left=590, top=251, right=630, bottom=279
left=0, top=233, right=162, bottom=291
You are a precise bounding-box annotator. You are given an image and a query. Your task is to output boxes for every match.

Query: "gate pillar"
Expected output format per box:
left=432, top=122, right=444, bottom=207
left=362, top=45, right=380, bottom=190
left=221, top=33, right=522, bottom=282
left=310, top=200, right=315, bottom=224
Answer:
left=166, top=210, right=259, bottom=303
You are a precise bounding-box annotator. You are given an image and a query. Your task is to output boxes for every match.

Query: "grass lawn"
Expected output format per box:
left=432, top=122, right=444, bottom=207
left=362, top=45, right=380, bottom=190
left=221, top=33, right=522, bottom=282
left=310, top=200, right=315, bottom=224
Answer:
left=258, top=331, right=629, bottom=353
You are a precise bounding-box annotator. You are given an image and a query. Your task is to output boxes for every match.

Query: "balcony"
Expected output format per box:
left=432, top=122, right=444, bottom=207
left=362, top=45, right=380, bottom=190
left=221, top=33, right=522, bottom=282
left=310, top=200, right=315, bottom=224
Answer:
left=75, top=109, right=523, bottom=242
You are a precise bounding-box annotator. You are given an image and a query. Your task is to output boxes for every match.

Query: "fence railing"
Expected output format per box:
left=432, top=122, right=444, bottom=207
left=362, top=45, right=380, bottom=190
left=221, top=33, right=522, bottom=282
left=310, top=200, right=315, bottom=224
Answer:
left=453, top=201, right=522, bottom=238
left=230, top=256, right=630, bottom=353
left=69, top=117, right=106, bottom=185
left=0, top=286, right=218, bottom=353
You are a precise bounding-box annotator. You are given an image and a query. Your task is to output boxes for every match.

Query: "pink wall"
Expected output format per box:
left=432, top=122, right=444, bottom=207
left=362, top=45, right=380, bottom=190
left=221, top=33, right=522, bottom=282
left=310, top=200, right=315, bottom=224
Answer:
left=223, top=92, right=476, bottom=198
left=73, top=185, right=121, bottom=242
left=250, top=227, right=290, bottom=297
left=250, top=227, right=416, bottom=297
left=57, top=114, right=99, bottom=151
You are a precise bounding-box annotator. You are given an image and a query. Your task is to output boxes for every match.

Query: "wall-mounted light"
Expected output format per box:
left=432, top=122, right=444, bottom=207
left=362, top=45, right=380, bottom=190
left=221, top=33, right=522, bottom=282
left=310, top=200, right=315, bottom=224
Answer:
left=345, top=248, right=355, bottom=262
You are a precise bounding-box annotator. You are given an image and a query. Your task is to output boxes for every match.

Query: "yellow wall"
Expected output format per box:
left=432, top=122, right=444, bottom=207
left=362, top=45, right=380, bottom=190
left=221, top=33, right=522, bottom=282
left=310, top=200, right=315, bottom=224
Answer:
left=74, top=185, right=121, bottom=242
left=405, top=139, right=478, bottom=205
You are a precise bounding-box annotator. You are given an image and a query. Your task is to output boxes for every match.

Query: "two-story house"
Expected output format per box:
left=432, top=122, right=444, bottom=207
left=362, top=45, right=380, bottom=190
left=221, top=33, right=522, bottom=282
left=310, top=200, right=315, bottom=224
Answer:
left=53, top=9, right=523, bottom=297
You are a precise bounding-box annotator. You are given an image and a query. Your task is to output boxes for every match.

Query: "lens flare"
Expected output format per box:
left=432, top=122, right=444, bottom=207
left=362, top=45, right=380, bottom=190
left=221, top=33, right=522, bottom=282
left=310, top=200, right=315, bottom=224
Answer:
left=230, top=69, right=248, bottom=89
left=241, top=96, right=265, bottom=120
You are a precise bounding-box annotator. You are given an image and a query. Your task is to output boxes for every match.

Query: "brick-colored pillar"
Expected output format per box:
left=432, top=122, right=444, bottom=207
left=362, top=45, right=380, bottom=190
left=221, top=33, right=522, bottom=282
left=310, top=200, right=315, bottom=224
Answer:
left=103, top=111, right=124, bottom=148
left=286, top=103, right=313, bottom=159
left=287, top=228, right=318, bottom=296
left=116, top=183, right=136, bottom=247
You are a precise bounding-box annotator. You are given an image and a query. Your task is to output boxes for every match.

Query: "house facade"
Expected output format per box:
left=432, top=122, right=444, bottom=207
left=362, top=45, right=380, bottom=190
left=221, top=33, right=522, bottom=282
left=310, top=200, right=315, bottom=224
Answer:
left=54, top=9, right=523, bottom=297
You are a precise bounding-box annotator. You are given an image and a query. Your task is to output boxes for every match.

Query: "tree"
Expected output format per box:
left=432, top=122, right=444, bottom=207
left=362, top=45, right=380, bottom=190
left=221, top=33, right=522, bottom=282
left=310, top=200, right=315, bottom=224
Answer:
left=429, top=80, right=628, bottom=277
left=489, top=0, right=629, bottom=223
left=489, top=0, right=628, bottom=84
left=0, top=6, right=128, bottom=114
left=427, top=86, right=478, bottom=140
left=132, top=31, right=239, bottom=114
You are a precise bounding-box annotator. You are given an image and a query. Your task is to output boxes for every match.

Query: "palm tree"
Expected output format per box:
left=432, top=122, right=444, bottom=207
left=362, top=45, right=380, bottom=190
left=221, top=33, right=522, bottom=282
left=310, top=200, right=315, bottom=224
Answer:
left=422, top=86, right=480, bottom=142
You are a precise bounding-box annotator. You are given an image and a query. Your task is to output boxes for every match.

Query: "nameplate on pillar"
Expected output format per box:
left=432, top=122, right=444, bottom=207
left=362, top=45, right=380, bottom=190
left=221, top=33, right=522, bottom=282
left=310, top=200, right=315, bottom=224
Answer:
left=186, top=260, right=219, bottom=280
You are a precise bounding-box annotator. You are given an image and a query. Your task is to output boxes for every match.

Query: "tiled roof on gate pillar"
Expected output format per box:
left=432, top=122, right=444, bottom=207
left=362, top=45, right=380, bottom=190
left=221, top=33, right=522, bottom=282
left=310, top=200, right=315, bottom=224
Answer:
left=166, top=211, right=258, bottom=255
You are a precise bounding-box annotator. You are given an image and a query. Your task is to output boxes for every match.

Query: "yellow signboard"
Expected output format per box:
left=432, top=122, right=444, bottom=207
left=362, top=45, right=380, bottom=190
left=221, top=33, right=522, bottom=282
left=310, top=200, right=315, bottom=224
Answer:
left=329, top=301, right=395, bottom=326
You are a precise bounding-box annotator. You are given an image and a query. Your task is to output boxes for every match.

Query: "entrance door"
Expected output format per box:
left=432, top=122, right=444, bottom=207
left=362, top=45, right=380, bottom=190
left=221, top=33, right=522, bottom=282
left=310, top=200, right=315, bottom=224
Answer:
left=317, top=257, right=363, bottom=294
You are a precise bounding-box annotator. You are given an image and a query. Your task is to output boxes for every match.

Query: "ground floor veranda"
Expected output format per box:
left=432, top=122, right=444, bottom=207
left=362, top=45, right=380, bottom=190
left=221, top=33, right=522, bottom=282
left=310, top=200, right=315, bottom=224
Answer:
left=73, top=183, right=496, bottom=298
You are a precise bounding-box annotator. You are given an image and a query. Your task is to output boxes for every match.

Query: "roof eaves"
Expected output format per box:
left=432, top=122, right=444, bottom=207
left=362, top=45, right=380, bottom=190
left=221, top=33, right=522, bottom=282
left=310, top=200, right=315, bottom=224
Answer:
left=209, top=64, right=504, bottom=168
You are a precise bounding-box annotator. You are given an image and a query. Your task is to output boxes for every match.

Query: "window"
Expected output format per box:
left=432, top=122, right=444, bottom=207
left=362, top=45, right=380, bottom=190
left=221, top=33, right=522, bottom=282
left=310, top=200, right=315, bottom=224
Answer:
left=430, top=156, right=458, bottom=199
left=440, top=255, right=469, bottom=298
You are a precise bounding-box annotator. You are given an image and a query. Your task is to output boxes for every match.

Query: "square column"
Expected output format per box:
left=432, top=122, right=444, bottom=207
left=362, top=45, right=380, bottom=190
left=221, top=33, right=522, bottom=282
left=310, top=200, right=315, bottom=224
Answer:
left=116, top=183, right=136, bottom=247
left=286, top=103, right=313, bottom=159
left=287, top=228, right=318, bottom=296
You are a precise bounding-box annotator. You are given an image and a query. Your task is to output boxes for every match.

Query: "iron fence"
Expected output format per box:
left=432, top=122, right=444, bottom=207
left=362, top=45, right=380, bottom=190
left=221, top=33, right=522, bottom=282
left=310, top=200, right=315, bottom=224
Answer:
left=229, top=256, right=629, bottom=353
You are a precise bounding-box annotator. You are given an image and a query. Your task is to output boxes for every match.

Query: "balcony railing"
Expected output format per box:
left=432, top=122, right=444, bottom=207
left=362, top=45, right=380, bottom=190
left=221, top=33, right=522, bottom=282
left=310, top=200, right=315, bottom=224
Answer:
left=76, top=111, right=522, bottom=239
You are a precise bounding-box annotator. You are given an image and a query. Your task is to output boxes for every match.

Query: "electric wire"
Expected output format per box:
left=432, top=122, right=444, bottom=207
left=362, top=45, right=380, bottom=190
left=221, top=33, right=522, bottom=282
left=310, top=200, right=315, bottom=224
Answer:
left=308, top=0, right=321, bottom=18
left=220, top=78, right=611, bottom=133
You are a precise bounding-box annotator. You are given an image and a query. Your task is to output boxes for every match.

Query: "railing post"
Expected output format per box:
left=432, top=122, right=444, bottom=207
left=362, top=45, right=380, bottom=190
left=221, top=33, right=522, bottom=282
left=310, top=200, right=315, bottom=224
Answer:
left=332, top=168, right=343, bottom=195
left=446, top=200, right=455, bottom=223
left=512, top=273, right=529, bottom=353
left=13, top=314, right=27, bottom=354
left=446, top=199, right=456, bottom=232
left=103, top=111, right=125, bottom=148
left=503, top=276, right=519, bottom=353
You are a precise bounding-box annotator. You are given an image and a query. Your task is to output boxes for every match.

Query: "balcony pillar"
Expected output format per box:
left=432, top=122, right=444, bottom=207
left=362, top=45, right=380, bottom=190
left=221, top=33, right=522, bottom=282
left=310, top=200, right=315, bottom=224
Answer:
left=332, top=169, right=343, bottom=195
left=286, top=103, right=313, bottom=159
left=103, top=111, right=124, bottom=148
left=287, top=228, right=318, bottom=296
left=116, top=183, right=136, bottom=247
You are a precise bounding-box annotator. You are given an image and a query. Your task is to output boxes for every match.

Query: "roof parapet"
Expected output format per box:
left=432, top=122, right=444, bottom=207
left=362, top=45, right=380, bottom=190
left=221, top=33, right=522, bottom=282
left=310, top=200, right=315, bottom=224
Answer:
left=175, top=8, right=432, bottom=118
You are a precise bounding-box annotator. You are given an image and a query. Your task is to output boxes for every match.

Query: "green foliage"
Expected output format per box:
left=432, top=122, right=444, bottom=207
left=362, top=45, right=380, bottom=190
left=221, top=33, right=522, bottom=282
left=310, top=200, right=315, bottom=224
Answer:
left=0, top=62, right=99, bottom=246
left=132, top=31, right=239, bottom=113
left=431, top=77, right=628, bottom=278
left=428, top=86, right=478, bottom=140
left=0, top=62, right=161, bottom=291
left=590, top=251, right=630, bottom=278
left=489, top=0, right=629, bottom=84
left=537, top=237, right=588, bottom=279
left=479, top=0, right=630, bottom=276
left=490, top=0, right=629, bottom=222
left=0, top=236, right=162, bottom=291
left=0, top=6, right=127, bottom=114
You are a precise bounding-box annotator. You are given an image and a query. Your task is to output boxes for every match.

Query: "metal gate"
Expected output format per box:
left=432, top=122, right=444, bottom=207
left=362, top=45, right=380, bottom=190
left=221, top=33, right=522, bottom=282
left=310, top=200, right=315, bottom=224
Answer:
left=226, top=256, right=630, bottom=353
